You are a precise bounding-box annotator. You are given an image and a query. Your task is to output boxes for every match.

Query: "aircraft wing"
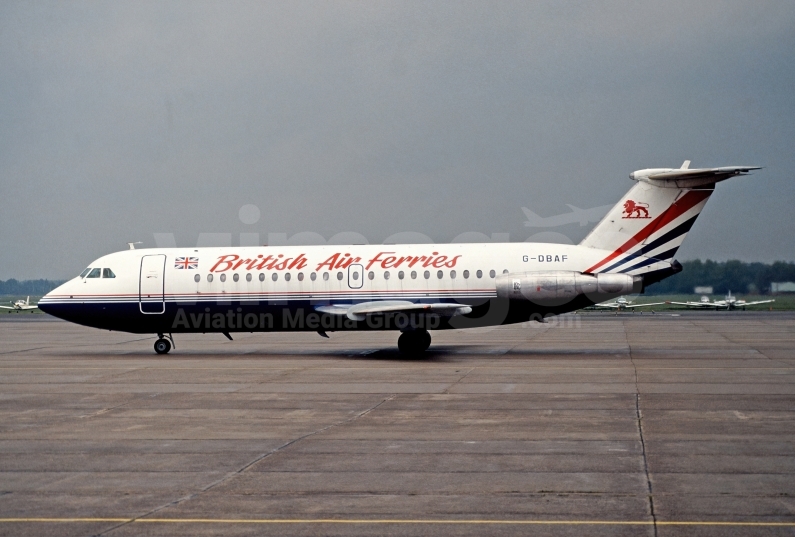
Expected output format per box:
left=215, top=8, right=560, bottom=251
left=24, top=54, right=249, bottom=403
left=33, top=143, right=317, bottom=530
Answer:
left=19, top=305, right=38, bottom=310
left=667, top=301, right=713, bottom=308
left=0, top=306, right=13, bottom=309
left=740, top=299, right=775, bottom=307
left=316, top=301, right=472, bottom=321
left=592, top=302, right=620, bottom=309
left=621, top=302, right=666, bottom=308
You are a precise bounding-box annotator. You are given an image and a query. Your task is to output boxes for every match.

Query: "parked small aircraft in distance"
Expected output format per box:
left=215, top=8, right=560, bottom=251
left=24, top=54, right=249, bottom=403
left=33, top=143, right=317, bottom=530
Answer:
left=39, top=161, right=762, bottom=354
left=590, top=296, right=666, bottom=313
left=0, top=297, right=38, bottom=312
left=669, top=292, right=774, bottom=310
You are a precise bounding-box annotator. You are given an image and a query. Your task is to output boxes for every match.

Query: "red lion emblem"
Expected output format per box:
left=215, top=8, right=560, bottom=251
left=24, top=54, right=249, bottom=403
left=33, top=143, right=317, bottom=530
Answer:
left=623, top=200, right=650, bottom=219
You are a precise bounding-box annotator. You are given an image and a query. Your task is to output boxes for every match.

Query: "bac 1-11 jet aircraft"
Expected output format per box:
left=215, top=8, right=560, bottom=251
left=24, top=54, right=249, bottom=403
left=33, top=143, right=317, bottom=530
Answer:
left=39, top=162, right=760, bottom=355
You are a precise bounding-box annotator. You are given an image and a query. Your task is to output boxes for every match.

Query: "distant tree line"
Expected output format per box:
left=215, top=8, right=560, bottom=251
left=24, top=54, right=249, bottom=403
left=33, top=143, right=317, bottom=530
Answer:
left=647, top=260, right=795, bottom=295
left=0, top=279, right=65, bottom=295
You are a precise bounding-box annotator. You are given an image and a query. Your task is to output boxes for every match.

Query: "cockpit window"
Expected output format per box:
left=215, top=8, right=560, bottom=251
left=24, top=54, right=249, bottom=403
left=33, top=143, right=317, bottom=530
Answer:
left=86, top=268, right=101, bottom=278
left=102, top=268, right=116, bottom=278
left=79, top=268, right=91, bottom=278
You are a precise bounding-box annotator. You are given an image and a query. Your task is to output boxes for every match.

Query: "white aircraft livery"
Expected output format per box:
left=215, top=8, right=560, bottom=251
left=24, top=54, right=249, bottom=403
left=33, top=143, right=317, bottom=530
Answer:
left=39, top=162, right=760, bottom=355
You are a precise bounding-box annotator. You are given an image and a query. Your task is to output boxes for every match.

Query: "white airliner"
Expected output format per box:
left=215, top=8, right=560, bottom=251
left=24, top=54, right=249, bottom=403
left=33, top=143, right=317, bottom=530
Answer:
left=669, top=291, right=774, bottom=310
left=0, top=297, right=38, bottom=312
left=39, top=162, right=761, bottom=355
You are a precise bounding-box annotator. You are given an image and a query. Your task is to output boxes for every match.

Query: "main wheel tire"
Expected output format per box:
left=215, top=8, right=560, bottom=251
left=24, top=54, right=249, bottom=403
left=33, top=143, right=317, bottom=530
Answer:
left=397, top=330, right=431, bottom=355
left=154, top=338, right=171, bottom=355
left=418, top=329, right=431, bottom=351
left=397, top=332, right=414, bottom=354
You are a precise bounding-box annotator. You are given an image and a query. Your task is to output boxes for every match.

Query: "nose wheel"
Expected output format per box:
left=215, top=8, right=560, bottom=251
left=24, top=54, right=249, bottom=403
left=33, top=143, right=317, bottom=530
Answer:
left=154, top=338, right=171, bottom=354
left=397, top=329, right=431, bottom=355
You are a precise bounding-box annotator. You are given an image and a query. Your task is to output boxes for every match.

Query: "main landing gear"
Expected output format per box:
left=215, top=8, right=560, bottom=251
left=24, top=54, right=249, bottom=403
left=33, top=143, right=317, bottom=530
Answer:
left=154, top=333, right=174, bottom=355
left=398, top=329, right=431, bottom=355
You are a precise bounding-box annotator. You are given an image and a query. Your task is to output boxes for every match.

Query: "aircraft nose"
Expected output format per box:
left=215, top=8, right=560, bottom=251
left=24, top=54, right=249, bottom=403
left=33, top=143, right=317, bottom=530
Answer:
left=37, top=284, right=65, bottom=316
left=629, top=171, right=636, bottom=180
left=37, top=292, right=53, bottom=314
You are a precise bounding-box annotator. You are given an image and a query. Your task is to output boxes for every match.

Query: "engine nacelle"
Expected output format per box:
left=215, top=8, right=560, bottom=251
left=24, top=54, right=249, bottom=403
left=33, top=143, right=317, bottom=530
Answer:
left=495, top=271, right=642, bottom=306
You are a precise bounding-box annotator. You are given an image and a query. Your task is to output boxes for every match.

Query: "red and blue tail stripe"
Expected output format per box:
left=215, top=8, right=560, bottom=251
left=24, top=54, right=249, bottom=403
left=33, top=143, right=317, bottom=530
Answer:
left=585, top=189, right=712, bottom=274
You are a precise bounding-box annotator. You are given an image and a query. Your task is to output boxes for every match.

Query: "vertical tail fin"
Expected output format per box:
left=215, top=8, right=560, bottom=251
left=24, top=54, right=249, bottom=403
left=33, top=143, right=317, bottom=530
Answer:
left=579, top=163, right=760, bottom=275
left=580, top=183, right=712, bottom=273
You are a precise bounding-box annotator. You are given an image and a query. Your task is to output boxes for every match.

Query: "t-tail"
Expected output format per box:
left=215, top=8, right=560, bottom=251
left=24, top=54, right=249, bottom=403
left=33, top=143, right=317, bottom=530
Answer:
left=579, top=161, right=761, bottom=287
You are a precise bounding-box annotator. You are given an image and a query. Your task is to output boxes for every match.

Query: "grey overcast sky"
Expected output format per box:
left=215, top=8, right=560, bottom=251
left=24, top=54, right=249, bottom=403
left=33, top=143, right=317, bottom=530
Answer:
left=1, top=1, right=794, bottom=279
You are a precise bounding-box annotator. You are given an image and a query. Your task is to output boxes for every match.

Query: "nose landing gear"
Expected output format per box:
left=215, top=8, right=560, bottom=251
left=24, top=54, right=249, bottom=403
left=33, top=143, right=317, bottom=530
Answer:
left=154, top=339, right=171, bottom=354
left=397, top=329, right=431, bottom=355
left=154, top=333, right=175, bottom=355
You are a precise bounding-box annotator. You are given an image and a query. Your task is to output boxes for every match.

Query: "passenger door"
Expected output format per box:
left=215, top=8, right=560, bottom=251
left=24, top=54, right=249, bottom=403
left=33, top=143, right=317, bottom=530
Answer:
left=139, top=255, right=166, bottom=314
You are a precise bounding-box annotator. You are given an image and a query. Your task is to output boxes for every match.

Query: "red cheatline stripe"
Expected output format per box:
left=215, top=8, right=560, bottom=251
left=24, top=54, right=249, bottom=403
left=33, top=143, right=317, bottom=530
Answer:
left=584, top=190, right=712, bottom=274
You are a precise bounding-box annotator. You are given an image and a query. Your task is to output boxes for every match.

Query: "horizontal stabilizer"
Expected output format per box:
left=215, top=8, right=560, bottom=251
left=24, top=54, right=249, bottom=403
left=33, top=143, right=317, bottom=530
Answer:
left=630, top=166, right=762, bottom=188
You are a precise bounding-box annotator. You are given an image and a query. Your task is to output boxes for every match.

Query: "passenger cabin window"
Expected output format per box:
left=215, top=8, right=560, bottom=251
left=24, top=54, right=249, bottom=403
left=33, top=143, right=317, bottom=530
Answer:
left=86, top=268, right=101, bottom=278
left=246, top=273, right=252, bottom=282
left=411, top=271, right=417, bottom=279
left=463, top=270, right=470, bottom=279
left=298, top=273, right=304, bottom=281
left=233, top=273, right=239, bottom=282
left=476, top=270, right=483, bottom=278
left=79, top=268, right=91, bottom=278
left=272, top=273, right=278, bottom=281
left=194, top=274, right=200, bottom=283
left=207, top=274, right=213, bottom=282
left=489, top=270, right=496, bottom=278
left=259, top=273, right=265, bottom=282
left=336, top=272, right=343, bottom=280
left=310, top=272, right=317, bottom=281
left=398, top=271, right=404, bottom=280
left=285, top=273, right=291, bottom=281
left=220, top=274, right=226, bottom=282
left=384, top=271, right=390, bottom=280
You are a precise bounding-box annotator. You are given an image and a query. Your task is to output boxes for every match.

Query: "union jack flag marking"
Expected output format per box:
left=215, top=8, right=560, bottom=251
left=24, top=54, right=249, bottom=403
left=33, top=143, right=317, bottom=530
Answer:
left=175, top=257, right=199, bottom=269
